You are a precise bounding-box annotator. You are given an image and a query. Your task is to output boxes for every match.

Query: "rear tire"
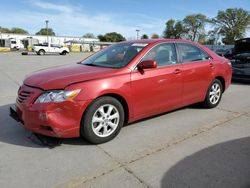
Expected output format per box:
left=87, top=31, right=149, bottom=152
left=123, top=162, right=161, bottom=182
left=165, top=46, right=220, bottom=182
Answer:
left=39, top=50, right=45, bottom=55
left=81, top=96, right=124, bottom=144
left=60, top=51, right=67, bottom=55
left=202, top=79, right=223, bottom=108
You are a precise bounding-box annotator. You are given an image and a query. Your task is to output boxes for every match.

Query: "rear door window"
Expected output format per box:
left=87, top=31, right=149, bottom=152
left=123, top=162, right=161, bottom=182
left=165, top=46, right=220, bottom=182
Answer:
left=177, top=43, right=211, bottom=63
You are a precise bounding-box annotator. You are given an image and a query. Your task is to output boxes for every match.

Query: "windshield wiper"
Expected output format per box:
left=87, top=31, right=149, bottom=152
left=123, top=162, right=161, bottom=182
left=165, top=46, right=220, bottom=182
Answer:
left=84, top=63, right=101, bottom=67
left=83, top=63, right=117, bottom=69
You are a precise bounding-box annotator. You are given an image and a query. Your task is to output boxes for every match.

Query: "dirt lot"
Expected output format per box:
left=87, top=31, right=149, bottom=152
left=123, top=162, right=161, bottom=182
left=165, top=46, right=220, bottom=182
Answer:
left=0, top=52, right=250, bottom=188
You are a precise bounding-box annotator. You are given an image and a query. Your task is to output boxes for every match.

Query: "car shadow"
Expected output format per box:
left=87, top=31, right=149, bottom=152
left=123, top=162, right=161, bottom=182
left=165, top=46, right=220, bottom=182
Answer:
left=0, top=102, right=213, bottom=148
left=126, top=103, right=209, bottom=126
left=161, top=137, right=250, bottom=188
left=20, top=52, right=63, bottom=56
left=0, top=104, right=91, bottom=149
left=232, top=80, right=250, bottom=85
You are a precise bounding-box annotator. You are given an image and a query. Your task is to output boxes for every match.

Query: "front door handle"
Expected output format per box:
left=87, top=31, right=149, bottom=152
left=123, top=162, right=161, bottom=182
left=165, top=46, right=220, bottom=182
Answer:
left=173, top=69, right=181, bottom=74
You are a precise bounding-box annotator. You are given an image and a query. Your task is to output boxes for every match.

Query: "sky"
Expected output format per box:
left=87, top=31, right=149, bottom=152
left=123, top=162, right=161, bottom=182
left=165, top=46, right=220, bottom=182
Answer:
left=0, top=0, right=249, bottom=39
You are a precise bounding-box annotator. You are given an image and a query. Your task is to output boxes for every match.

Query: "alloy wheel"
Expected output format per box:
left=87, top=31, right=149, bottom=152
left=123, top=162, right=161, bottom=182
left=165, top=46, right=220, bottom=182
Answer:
left=209, top=83, right=221, bottom=105
left=91, top=104, right=120, bottom=137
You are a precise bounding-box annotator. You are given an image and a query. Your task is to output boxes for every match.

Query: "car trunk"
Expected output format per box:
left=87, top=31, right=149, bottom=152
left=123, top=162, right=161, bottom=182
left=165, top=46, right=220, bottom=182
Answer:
left=234, top=38, right=250, bottom=54
left=231, top=38, right=250, bottom=69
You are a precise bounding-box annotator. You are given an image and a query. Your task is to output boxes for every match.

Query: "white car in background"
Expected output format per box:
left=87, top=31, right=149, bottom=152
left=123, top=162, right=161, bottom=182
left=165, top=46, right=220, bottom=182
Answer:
left=33, top=43, right=69, bottom=55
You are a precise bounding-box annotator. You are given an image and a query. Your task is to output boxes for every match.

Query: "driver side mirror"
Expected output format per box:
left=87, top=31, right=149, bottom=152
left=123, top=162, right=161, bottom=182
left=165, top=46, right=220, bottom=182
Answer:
left=137, top=60, right=157, bottom=71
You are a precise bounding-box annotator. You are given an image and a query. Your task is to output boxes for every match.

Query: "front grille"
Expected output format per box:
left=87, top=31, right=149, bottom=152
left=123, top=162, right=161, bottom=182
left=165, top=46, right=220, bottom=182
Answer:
left=16, top=85, right=43, bottom=105
left=17, top=90, right=34, bottom=103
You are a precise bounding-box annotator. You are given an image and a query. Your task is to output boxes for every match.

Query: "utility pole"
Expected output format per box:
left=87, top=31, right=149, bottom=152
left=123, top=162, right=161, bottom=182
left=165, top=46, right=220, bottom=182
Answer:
left=45, top=20, right=49, bottom=44
left=136, top=29, right=140, bottom=40
left=0, top=26, right=2, bottom=40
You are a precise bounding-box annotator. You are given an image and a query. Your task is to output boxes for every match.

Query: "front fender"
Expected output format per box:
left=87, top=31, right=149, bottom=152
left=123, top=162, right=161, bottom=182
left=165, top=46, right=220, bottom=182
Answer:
left=65, top=73, right=134, bottom=120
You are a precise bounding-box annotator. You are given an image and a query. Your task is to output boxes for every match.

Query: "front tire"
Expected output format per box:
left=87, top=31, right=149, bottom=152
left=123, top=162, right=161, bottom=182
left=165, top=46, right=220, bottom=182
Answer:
left=81, top=96, right=124, bottom=144
left=202, top=79, right=223, bottom=108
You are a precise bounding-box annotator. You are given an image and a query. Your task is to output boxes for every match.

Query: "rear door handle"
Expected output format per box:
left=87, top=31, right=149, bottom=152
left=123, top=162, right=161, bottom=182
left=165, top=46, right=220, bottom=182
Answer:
left=173, top=69, right=181, bottom=74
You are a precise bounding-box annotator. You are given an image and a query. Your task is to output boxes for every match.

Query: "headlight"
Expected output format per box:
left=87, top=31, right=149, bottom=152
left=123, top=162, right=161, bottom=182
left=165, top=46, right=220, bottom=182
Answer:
left=35, top=89, right=81, bottom=104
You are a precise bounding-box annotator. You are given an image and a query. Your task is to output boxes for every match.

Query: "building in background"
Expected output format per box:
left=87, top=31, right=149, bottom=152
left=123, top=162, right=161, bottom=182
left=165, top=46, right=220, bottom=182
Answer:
left=65, top=40, right=113, bottom=52
left=0, top=33, right=100, bottom=52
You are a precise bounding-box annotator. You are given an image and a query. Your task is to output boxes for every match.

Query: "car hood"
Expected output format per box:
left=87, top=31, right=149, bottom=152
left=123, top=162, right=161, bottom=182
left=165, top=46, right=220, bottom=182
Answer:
left=24, top=64, right=120, bottom=90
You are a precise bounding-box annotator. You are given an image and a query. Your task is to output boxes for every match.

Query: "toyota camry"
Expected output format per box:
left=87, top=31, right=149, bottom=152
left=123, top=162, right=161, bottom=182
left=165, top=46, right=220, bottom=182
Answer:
left=10, top=39, right=232, bottom=144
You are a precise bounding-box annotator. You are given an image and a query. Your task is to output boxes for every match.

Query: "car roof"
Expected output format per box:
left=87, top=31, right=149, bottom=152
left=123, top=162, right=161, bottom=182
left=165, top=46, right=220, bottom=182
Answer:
left=121, top=39, right=198, bottom=45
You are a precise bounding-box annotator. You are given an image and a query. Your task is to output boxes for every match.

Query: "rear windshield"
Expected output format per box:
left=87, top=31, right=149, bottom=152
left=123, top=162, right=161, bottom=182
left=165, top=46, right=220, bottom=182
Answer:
left=235, top=39, right=250, bottom=53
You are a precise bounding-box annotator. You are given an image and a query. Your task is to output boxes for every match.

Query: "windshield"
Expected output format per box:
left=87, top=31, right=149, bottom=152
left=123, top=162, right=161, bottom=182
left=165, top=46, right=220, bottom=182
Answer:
left=81, top=42, right=148, bottom=68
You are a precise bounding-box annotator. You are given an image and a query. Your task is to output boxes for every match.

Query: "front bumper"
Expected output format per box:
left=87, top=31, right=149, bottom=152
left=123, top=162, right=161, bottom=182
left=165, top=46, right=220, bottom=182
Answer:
left=10, top=105, right=21, bottom=122
left=10, top=99, right=91, bottom=138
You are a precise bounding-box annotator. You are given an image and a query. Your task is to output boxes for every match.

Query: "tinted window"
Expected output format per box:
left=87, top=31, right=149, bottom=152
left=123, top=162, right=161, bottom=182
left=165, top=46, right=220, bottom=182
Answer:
left=178, top=43, right=211, bottom=63
left=142, top=43, right=177, bottom=67
left=51, top=44, right=61, bottom=48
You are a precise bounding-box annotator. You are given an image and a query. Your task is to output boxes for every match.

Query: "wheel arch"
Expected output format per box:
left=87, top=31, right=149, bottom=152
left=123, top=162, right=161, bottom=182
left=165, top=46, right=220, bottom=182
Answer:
left=97, top=93, right=130, bottom=124
left=38, top=49, right=45, bottom=55
left=80, top=92, right=130, bottom=131
left=79, top=92, right=130, bottom=139
left=214, top=76, right=225, bottom=93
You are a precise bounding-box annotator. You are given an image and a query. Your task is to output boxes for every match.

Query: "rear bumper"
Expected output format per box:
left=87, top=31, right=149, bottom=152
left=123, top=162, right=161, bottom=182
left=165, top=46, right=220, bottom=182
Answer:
left=232, top=75, right=250, bottom=82
left=232, top=67, right=250, bottom=82
left=10, top=100, right=91, bottom=138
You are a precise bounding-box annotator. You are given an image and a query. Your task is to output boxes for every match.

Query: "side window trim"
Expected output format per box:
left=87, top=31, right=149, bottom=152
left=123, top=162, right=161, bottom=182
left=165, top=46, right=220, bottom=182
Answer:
left=174, top=43, right=182, bottom=64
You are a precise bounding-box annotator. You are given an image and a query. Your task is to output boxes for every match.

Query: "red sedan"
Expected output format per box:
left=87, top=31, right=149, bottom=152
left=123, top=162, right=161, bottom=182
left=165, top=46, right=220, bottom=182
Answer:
left=10, top=39, right=232, bottom=144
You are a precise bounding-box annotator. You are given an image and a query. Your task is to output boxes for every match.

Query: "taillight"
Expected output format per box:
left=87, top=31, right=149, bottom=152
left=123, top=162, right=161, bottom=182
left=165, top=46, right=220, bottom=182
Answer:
left=224, top=58, right=231, bottom=66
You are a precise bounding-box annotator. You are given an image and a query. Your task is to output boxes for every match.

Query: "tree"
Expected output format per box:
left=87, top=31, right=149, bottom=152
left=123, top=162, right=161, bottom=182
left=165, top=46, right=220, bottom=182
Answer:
left=212, top=8, right=250, bottom=44
left=0, top=27, right=28, bottom=34
left=151, top=33, right=160, bottom=39
left=83, top=33, right=95, bottom=38
left=0, top=27, right=10, bottom=33
left=10, top=27, right=28, bottom=34
left=97, top=34, right=105, bottom=41
left=163, top=19, right=187, bottom=39
left=183, top=14, right=208, bottom=41
left=98, top=32, right=126, bottom=42
left=198, top=34, right=206, bottom=44
left=204, top=29, right=221, bottom=45
left=141, top=34, right=149, bottom=39
left=35, top=28, right=55, bottom=36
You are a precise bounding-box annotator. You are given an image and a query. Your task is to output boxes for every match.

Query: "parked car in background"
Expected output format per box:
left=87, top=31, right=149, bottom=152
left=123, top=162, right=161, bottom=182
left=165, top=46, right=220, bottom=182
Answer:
left=215, top=48, right=230, bottom=57
left=10, top=39, right=232, bottom=144
left=224, top=38, right=250, bottom=82
left=33, top=43, right=69, bottom=55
